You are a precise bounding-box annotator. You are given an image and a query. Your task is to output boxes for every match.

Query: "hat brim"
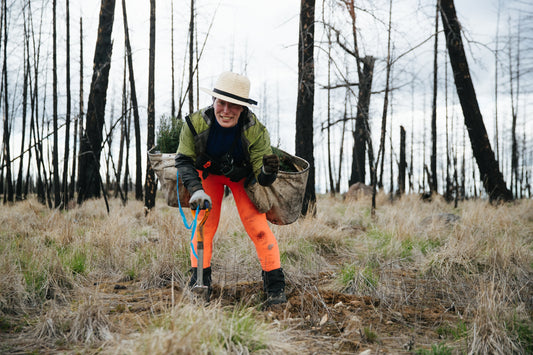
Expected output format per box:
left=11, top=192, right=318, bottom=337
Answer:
left=200, top=87, right=257, bottom=107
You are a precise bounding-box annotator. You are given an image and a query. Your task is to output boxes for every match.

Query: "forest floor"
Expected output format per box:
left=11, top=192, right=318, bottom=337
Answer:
left=90, top=268, right=463, bottom=354
left=0, top=195, right=531, bottom=354
left=1, top=264, right=470, bottom=354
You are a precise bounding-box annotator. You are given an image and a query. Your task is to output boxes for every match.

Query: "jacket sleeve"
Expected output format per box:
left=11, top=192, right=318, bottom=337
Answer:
left=249, top=121, right=276, bottom=186
left=246, top=115, right=274, bottom=181
left=174, top=117, right=203, bottom=194
left=174, top=154, right=203, bottom=194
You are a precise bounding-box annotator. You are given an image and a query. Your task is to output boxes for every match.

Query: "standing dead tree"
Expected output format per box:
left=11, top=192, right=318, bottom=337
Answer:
left=439, top=0, right=512, bottom=202
left=70, top=16, right=83, bottom=200
left=170, top=0, right=175, bottom=117
left=377, top=0, right=393, bottom=190
left=77, top=0, right=116, bottom=204
left=115, top=53, right=127, bottom=199
left=295, top=0, right=316, bottom=215
left=62, top=0, right=71, bottom=207
left=16, top=3, right=31, bottom=201
left=121, top=0, right=143, bottom=201
left=337, top=1, right=375, bottom=189
left=2, top=0, right=14, bottom=203
left=188, top=0, right=195, bottom=114
left=52, top=0, right=61, bottom=208
left=398, top=126, right=406, bottom=195
left=145, top=0, right=156, bottom=211
left=430, top=1, right=439, bottom=195
left=508, top=18, right=520, bottom=198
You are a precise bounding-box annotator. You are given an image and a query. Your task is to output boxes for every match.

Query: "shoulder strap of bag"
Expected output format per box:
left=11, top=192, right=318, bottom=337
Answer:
left=185, top=115, right=198, bottom=137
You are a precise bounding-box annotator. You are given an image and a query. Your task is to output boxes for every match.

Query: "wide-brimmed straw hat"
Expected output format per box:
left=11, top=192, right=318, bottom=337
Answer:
left=200, top=71, right=258, bottom=107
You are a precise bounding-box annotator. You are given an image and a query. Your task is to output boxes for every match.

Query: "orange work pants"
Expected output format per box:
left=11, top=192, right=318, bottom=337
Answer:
left=190, top=173, right=281, bottom=272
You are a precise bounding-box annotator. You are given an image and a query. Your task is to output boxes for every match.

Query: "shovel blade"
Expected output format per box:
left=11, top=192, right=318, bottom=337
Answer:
left=191, top=284, right=210, bottom=302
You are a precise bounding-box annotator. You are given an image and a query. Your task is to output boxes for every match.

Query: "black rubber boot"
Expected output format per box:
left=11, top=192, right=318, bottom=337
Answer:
left=262, top=268, right=287, bottom=306
left=188, top=267, right=212, bottom=301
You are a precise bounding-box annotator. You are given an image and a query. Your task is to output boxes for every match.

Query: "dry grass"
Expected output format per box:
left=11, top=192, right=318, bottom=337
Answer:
left=0, top=193, right=532, bottom=354
left=107, top=301, right=298, bottom=354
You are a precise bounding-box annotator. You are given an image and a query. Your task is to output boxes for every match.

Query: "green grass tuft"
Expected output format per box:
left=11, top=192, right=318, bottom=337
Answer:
left=415, top=342, right=453, bottom=355
left=339, top=264, right=357, bottom=287
left=436, top=320, right=468, bottom=340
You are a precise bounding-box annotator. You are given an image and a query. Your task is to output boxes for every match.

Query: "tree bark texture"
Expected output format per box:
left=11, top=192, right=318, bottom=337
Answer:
left=377, top=0, right=393, bottom=190
left=52, top=0, right=61, bottom=208
left=16, top=11, right=30, bottom=201
left=430, top=1, right=438, bottom=194
left=171, top=0, right=175, bottom=117
left=121, top=0, right=143, bottom=201
left=439, top=0, right=512, bottom=202
left=188, top=0, right=194, bottom=115
left=398, top=126, right=406, bottom=195
left=295, top=0, right=316, bottom=215
left=62, top=0, right=71, bottom=208
left=115, top=54, right=127, bottom=198
left=77, top=0, right=115, bottom=203
left=2, top=0, right=13, bottom=203
left=145, top=0, right=156, bottom=211
left=71, top=16, right=83, bottom=200
left=349, top=56, right=374, bottom=186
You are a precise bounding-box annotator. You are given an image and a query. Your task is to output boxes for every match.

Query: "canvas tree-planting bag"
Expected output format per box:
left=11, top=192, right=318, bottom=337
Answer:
left=245, top=148, right=309, bottom=225
left=148, top=151, right=190, bottom=208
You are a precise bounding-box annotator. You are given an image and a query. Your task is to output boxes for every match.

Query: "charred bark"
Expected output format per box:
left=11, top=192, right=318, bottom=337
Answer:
left=16, top=7, right=30, bottom=201
left=430, top=1, right=438, bottom=194
left=398, top=126, right=406, bottom=195
left=62, top=0, right=72, bottom=208
left=188, top=0, right=194, bottom=114
left=77, top=0, right=116, bottom=203
left=52, top=0, right=61, bottom=208
left=349, top=56, right=374, bottom=186
left=439, top=0, right=512, bottom=202
left=145, top=0, right=156, bottom=211
left=2, top=0, right=13, bottom=203
left=71, top=16, right=83, bottom=200
left=121, top=0, right=143, bottom=201
left=295, top=0, right=316, bottom=215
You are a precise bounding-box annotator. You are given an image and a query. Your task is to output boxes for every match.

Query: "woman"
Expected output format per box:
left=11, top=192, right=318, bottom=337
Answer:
left=174, top=71, right=286, bottom=306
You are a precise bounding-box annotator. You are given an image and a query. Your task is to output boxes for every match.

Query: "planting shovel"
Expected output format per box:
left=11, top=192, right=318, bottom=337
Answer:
left=192, top=207, right=211, bottom=301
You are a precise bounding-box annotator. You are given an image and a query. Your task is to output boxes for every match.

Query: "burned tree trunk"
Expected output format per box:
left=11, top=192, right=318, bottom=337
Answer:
left=430, top=1, right=438, bottom=195
left=171, top=0, right=176, bottom=117
left=145, top=0, right=156, bottom=211
left=398, top=126, right=406, bottom=195
left=16, top=8, right=30, bottom=201
left=2, top=0, right=13, bottom=203
left=71, top=16, right=83, bottom=200
left=77, top=0, right=116, bottom=203
left=121, top=0, right=143, bottom=201
left=295, top=0, right=316, bottom=215
left=188, top=0, right=194, bottom=115
left=439, top=0, right=512, bottom=202
left=377, top=0, right=393, bottom=190
left=62, top=0, right=72, bottom=208
left=52, top=0, right=61, bottom=208
left=349, top=56, right=374, bottom=186
left=115, top=53, right=127, bottom=198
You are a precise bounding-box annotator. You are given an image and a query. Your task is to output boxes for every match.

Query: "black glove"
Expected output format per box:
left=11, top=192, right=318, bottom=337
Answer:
left=262, top=154, right=279, bottom=175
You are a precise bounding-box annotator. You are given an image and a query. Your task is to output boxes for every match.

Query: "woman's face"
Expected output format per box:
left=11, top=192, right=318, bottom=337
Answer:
left=214, top=98, right=244, bottom=128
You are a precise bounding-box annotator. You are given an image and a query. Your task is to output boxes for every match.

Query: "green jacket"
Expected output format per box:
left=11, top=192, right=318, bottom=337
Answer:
left=175, top=105, right=274, bottom=194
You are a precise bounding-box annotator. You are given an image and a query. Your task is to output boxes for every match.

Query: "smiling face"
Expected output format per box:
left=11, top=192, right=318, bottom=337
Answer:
left=213, top=98, right=244, bottom=128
